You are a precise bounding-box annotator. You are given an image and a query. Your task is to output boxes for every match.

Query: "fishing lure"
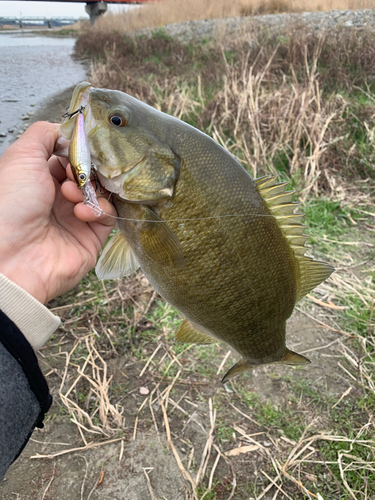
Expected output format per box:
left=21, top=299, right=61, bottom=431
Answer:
left=68, top=106, right=102, bottom=217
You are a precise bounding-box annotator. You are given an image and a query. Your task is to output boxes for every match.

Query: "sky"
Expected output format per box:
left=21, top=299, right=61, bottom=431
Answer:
left=0, top=2, right=133, bottom=19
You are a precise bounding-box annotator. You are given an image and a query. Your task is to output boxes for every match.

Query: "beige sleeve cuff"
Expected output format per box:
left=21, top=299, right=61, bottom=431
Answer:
left=0, top=273, right=61, bottom=350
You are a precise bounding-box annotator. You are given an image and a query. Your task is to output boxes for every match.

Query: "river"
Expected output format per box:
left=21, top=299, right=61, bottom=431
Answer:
left=0, top=32, right=86, bottom=156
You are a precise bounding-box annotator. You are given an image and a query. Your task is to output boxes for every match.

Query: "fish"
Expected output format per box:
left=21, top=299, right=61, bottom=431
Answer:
left=57, top=81, right=334, bottom=383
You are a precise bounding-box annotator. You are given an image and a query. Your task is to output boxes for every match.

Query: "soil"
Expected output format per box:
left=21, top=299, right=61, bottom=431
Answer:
left=0, top=279, right=345, bottom=500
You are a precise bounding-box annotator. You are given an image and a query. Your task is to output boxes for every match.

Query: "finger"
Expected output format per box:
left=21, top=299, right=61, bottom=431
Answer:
left=61, top=179, right=110, bottom=204
left=61, top=179, right=84, bottom=204
left=3, top=122, right=60, bottom=163
left=87, top=202, right=118, bottom=248
left=48, top=155, right=68, bottom=183
left=74, top=196, right=117, bottom=228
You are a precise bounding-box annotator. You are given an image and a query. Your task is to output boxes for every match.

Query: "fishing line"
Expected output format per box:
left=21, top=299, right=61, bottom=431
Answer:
left=62, top=105, right=86, bottom=119
left=83, top=200, right=338, bottom=245
left=81, top=182, right=335, bottom=243
left=83, top=200, right=304, bottom=224
left=81, top=165, right=306, bottom=223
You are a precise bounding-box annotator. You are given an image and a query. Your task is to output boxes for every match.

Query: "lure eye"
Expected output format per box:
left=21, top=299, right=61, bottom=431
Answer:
left=78, top=173, right=86, bottom=181
left=109, top=113, right=127, bottom=127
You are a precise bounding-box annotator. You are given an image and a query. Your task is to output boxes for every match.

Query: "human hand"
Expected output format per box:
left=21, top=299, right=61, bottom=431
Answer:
left=0, top=121, right=117, bottom=304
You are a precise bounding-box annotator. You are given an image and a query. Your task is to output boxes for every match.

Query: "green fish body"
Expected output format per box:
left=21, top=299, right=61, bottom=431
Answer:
left=59, top=82, right=334, bottom=382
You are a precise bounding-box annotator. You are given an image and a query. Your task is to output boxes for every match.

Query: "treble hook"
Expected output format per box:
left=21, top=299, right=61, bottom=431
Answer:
left=62, top=105, right=86, bottom=119
left=91, top=168, right=106, bottom=195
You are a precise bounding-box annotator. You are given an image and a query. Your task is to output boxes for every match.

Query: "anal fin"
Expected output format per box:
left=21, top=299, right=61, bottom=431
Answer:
left=95, top=230, right=139, bottom=280
left=222, top=359, right=255, bottom=384
left=175, top=319, right=217, bottom=344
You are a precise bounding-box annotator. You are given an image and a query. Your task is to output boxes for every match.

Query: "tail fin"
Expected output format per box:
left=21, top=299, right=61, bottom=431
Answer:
left=278, top=348, right=311, bottom=366
left=221, top=349, right=310, bottom=383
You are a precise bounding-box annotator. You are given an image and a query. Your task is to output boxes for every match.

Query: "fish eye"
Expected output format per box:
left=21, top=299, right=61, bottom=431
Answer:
left=109, top=113, right=127, bottom=127
left=78, top=173, right=86, bottom=181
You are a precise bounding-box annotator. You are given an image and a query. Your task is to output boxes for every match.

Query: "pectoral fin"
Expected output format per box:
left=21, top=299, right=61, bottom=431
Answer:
left=95, top=230, right=139, bottom=280
left=139, top=207, right=185, bottom=269
left=175, top=319, right=217, bottom=344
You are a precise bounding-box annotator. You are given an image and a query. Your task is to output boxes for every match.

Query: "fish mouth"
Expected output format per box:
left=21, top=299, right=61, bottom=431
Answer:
left=67, top=81, right=92, bottom=115
left=54, top=82, right=146, bottom=197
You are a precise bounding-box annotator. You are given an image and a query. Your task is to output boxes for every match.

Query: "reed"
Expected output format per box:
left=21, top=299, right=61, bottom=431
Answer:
left=76, top=24, right=375, bottom=198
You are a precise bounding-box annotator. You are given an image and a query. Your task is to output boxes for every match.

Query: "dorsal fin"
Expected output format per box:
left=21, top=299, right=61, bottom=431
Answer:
left=255, top=176, right=334, bottom=300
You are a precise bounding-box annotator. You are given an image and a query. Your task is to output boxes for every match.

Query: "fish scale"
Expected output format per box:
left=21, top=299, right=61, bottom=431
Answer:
left=57, top=82, right=334, bottom=382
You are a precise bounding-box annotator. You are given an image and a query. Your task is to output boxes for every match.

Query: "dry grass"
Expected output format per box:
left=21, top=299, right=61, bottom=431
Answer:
left=92, top=0, right=375, bottom=33
left=76, top=25, right=375, bottom=200
left=35, top=260, right=375, bottom=498
left=32, top=243, right=375, bottom=499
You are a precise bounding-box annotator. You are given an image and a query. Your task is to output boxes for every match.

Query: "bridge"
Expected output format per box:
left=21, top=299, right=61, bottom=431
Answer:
left=0, top=16, right=81, bottom=29
left=0, top=1, right=154, bottom=25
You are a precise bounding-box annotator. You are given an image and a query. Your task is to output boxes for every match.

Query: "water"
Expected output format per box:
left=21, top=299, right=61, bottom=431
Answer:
left=0, top=33, right=86, bottom=156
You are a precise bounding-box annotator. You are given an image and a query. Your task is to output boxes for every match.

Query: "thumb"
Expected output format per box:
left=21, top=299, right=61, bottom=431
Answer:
left=3, top=121, right=60, bottom=163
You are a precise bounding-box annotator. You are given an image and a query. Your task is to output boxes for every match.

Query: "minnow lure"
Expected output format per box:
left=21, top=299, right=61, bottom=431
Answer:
left=68, top=106, right=101, bottom=217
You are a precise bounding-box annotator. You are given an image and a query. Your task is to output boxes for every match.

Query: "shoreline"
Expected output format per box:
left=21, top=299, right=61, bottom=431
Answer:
left=0, top=31, right=87, bottom=156
left=3, top=7, right=375, bottom=153
left=1, top=86, right=78, bottom=155
left=0, top=27, right=81, bottom=36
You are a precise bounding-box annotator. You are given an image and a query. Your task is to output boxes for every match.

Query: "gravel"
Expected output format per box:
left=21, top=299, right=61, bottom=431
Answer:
left=135, top=9, right=375, bottom=42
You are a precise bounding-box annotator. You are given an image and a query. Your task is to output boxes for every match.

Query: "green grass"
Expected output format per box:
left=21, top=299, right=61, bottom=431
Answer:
left=151, top=26, right=173, bottom=42
left=148, top=300, right=180, bottom=327
left=236, top=386, right=304, bottom=441
left=216, top=421, right=235, bottom=443
left=196, top=485, right=219, bottom=500
left=303, top=198, right=361, bottom=241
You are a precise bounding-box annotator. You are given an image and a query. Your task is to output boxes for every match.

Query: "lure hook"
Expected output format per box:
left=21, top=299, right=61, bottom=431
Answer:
left=91, top=168, right=106, bottom=195
left=62, top=105, right=86, bottom=119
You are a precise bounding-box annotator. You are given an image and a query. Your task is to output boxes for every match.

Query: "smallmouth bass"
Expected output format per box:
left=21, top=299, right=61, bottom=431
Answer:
left=57, top=82, right=334, bottom=382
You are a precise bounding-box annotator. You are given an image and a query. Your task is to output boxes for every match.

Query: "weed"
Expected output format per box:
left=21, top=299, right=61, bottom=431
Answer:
left=216, top=422, right=235, bottom=443
left=151, top=26, right=173, bottom=42
left=303, top=198, right=361, bottom=241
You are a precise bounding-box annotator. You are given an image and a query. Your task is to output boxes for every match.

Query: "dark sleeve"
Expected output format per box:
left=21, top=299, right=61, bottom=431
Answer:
left=0, top=310, right=52, bottom=481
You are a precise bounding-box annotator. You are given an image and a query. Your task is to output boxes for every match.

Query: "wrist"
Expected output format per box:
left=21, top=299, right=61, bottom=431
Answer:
left=0, top=255, right=48, bottom=305
left=0, top=273, right=61, bottom=349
